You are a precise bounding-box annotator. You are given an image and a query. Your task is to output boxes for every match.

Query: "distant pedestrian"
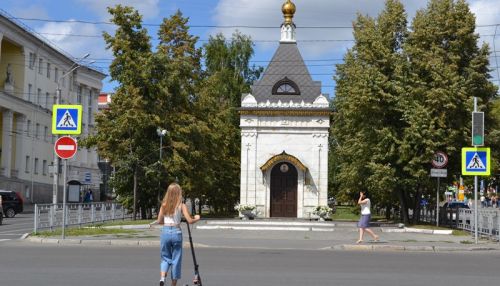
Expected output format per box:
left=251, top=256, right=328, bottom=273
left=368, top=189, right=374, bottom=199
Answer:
left=152, top=183, right=200, bottom=286
left=356, top=190, right=379, bottom=244
left=83, top=190, right=90, bottom=203
left=88, top=190, right=93, bottom=203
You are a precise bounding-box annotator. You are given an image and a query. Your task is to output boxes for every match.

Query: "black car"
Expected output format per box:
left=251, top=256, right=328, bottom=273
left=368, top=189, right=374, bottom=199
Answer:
left=0, top=190, right=24, bottom=218
left=442, top=201, right=469, bottom=221
left=443, top=201, right=470, bottom=209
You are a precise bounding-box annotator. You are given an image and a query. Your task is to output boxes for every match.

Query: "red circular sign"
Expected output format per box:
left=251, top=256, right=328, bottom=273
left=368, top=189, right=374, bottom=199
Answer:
left=431, top=151, right=448, bottom=168
left=54, top=136, right=78, bottom=159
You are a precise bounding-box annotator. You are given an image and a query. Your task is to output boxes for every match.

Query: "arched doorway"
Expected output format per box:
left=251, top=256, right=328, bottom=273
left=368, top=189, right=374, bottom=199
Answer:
left=270, top=162, right=297, bottom=217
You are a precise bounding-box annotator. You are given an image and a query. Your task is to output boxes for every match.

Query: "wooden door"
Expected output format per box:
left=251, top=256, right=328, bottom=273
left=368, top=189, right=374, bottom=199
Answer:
left=270, top=162, right=297, bottom=217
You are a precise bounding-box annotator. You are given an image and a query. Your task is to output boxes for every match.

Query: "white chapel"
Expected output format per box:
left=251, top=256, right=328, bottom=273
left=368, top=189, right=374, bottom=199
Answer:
left=239, top=0, right=331, bottom=218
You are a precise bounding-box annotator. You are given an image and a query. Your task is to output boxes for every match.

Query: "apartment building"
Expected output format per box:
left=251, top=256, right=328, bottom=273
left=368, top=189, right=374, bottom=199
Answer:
left=0, top=13, right=106, bottom=203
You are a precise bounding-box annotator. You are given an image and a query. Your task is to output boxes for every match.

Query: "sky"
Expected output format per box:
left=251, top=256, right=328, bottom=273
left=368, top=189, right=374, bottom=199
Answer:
left=2, top=0, right=500, bottom=97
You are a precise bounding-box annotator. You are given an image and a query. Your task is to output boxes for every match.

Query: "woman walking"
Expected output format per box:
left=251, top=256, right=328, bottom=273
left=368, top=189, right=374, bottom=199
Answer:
left=155, top=183, right=200, bottom=286
left=356, top=190, right=379, bottom=244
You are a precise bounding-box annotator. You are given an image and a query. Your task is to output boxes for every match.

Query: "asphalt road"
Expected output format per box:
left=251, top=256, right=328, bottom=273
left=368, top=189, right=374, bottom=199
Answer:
left=0, top=213, right=33, bottom=242
left=0, top=242, right=498, bottom=286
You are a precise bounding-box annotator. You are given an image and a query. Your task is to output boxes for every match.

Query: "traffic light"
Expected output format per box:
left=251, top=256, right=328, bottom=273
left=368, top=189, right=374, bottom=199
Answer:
left=472, top=112, right=484, bottom=146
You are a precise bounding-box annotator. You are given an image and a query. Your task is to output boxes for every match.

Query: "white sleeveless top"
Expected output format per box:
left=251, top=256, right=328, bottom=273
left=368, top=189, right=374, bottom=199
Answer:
left=164, top=206, right=182, bottom=225
left=361, top=199, right=371, bottom=215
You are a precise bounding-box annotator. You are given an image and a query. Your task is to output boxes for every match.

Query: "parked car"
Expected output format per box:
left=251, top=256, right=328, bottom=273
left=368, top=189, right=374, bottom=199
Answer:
left=443, top=201, right=469, bottom=221
left=443, top=201, right=470, bottom=209
left=0, top=190, right=24, bottom=218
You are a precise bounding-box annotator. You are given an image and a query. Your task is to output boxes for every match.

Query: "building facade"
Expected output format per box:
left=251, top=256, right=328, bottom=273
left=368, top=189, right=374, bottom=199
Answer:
left=0, top=13, right=106, bottom=203
left=239, top=0, right=331, bottom=218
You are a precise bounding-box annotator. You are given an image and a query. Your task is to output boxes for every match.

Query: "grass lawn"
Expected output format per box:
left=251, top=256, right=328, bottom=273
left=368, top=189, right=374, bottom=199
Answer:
left=331, top=206, right=384, bottom=221
left=33, top=227, right=138, bottom=237
left=92, top=219, right=153, bottom=227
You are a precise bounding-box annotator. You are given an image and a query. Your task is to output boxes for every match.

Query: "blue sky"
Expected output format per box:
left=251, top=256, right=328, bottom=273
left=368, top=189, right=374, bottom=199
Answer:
left=2, top=0, right=499, bottom=97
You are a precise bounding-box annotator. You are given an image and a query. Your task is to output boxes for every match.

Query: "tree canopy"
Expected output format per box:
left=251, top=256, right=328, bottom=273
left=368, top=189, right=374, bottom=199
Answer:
left=332, top=0, right=498, bottom=223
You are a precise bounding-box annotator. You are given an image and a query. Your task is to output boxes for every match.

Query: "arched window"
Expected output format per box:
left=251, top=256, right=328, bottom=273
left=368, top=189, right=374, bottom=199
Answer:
left=272, top=77, right=300, bottom=95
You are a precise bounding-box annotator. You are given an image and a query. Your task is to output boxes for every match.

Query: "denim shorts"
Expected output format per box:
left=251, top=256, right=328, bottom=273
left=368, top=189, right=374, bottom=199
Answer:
left=160, top=226, right=183, bottom=280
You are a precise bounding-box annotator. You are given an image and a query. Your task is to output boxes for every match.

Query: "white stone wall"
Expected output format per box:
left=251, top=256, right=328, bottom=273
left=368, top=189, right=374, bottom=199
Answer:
left=240, top=113, right=329, bottom=218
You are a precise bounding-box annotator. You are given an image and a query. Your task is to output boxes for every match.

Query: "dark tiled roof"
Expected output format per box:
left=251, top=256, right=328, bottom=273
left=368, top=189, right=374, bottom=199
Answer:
left=251, top=42, right=321, bottom=104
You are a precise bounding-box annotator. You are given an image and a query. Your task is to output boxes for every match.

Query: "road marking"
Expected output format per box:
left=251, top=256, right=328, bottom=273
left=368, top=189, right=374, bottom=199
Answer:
left=0, top=233, right=25, bottom=236
left=0, top=239, right=11, bottom=242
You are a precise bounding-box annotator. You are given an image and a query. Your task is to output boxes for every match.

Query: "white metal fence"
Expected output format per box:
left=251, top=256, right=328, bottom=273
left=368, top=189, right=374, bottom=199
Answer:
left=33, top=203, right=132, bottom=234
left=457, top=208, right=500, bottom=241
left=419, top=206, right=500, bottom=241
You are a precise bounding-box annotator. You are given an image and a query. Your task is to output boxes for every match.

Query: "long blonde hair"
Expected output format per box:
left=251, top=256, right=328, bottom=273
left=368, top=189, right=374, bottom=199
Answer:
left=161, top=183, right=183, bottom=216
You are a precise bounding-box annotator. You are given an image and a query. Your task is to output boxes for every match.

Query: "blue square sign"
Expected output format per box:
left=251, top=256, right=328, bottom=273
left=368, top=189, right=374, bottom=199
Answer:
left=52, top=105, right=82, bottom=135
left=462, top=147, right=490, bottom=176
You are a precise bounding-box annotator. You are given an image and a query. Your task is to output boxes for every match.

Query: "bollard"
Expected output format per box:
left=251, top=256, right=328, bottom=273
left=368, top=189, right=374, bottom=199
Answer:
left=34, top=204, right=38, bottom=234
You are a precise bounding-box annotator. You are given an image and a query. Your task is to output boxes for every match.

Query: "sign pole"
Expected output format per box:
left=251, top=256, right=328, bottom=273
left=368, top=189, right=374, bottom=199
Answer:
left=436, top=177, right=440, bottom=227
left=473, top=97, right=478, bottom=244
left=474, top=175, right=478, bottom=244
left=62, top=159, right=67, bottom=240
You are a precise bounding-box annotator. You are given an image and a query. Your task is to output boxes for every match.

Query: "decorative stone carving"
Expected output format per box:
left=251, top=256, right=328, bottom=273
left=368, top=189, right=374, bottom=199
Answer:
left=241, top=93, right=257, bottom=107
left=3, top=63, right=14, bottom=93
left=313, top=94, right=329, bottom=107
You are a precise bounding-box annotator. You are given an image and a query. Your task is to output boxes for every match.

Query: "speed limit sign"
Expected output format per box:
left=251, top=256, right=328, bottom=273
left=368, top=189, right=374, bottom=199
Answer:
left=432, top=151, right=448, bottom=169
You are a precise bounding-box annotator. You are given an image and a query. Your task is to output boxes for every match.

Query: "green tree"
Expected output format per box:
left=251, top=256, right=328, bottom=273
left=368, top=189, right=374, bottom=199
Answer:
left=197, top=32, right=262, bottom=214
left=86, top=5, right=158, bottom=219
left=332, top=0, right=408, bottom=213
left=332, top=0, right=499, bottom=224
left=401, top=0, right=498, bottom=222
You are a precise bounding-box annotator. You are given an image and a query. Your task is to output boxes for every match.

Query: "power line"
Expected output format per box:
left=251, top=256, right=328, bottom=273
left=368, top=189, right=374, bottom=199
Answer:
left=6, top=15, right=500, bottom=29
left=35, top=31, right=356, bottom=42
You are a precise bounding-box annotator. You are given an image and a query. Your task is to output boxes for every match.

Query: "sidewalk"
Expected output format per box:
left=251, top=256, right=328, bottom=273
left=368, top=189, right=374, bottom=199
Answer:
left=23, top=219, right=500, bottom=252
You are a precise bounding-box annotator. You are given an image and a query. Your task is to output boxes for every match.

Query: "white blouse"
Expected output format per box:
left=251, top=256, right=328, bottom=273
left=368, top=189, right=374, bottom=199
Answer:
left=164, top=206, right=182, bottom=225
left=361, top=199, right=371, bottom=215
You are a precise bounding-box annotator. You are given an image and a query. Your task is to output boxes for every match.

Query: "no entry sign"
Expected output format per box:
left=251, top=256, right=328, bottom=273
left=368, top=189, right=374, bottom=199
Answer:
left=54, top=136, right=77, bottom=159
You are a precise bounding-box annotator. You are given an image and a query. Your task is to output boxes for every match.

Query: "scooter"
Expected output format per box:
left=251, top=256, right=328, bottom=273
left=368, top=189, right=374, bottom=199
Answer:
left=185, top=219, right=202, bottom=286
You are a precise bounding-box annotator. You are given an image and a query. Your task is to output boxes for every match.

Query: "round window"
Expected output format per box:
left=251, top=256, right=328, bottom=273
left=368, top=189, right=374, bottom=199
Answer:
left=280, top=163, right=289, bottom=173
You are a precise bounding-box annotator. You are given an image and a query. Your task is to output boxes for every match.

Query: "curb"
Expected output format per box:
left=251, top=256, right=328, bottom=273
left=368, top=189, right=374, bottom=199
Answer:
left=22, top=237, right=500, bottom=252
left=333, top=244, right=500, bottom=252
left=382, top=227, right=453, bottom=235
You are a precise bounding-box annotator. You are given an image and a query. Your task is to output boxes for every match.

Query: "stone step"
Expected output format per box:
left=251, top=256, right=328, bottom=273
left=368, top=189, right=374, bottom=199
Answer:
left=203, top=220, right=336, bottom=227
left=196, top=225, right=335, bottom=232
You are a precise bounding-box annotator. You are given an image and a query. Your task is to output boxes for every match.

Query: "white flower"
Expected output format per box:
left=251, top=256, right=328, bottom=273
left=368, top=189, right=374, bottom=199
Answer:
left=313, top=205, right=333, bottom=218
left=234, top=204, right=256, bottom=212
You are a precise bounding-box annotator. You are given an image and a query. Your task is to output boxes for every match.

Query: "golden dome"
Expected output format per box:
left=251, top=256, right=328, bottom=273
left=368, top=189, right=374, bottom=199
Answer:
left=282, top=0, right=296, bottom=25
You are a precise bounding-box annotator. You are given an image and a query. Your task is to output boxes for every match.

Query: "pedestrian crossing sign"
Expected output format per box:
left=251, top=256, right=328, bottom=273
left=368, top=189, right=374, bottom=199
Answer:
left=52, top=105, right=82, bottom=135
left=462, top=147, right=490, bottom=176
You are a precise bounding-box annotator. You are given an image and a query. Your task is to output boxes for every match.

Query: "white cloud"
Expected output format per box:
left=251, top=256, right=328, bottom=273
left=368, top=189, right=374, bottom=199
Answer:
left=470, top=0, right=500, bottom=82
left=77, top=0, right=161, bottom=20
left=212, top=0, right=427, bottom=58
left=10, top=4, right=49, bottom=19
left=36, top=20, right=111, bottom=65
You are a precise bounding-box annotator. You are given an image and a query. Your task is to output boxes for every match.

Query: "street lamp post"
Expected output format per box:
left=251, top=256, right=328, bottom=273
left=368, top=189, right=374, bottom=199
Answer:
left=52, top=53, right=91, bottom=206
left=157, top=128, right=167, bottom=205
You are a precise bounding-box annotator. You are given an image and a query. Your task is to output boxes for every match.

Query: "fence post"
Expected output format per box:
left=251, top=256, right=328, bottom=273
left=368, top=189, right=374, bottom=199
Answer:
left=78, top=204, right=82, bottom=226
left=33, top=204, right=38, bottom=234
left=49, top=204, right=54, bottom=231
left=112, top=203, right=115, bottom=221
left=91, top=203, right=95, bottom=224
left=100, top=203, right=104, bottom=222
